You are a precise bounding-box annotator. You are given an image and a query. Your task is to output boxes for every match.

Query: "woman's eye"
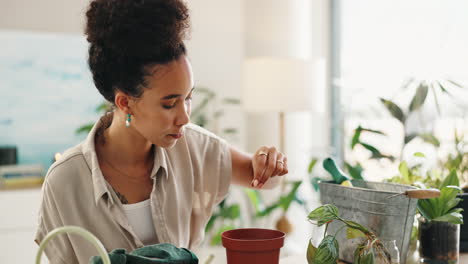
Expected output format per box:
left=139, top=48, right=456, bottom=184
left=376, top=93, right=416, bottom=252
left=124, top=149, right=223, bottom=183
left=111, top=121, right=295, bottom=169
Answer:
left=162, top=102, right=177, bottom=109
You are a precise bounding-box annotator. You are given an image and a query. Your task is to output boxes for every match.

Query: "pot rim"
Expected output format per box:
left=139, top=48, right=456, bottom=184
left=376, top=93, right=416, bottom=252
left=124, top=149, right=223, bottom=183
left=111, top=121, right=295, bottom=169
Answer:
left=221, top=228, right=285, bottom=242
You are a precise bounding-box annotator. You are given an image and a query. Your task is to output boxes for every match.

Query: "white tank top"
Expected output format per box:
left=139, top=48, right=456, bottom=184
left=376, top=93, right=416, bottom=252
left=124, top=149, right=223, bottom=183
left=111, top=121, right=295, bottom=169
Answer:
left=122, top=199, right=158, bottom=245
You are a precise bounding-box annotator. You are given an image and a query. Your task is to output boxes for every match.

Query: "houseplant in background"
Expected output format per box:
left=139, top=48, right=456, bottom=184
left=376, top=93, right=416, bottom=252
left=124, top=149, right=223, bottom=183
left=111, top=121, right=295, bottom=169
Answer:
left=244, top=180, right=305, bottom=235
left=309, top=78, right=468, bottom=258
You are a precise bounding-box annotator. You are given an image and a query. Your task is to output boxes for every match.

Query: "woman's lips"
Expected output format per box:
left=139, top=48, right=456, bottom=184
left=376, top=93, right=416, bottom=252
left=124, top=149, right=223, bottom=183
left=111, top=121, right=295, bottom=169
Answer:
left=169, top=133, right=183, bottom=139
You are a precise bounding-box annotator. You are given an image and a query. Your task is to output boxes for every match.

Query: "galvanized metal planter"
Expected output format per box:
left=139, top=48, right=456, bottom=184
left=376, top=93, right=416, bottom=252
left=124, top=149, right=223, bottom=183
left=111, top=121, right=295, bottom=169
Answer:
left=319, top=180, right=417, bottom=264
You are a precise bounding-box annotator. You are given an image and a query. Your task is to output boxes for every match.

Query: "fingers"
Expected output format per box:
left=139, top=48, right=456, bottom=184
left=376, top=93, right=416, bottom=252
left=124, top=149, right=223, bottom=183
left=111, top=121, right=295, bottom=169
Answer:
left=251, top=148, right=268, bottom=188
left=272, top=153, right=285, bottom=176
left=251, top=146, right=288, bottom=189
left=259, top=147, right=278, bottom=186
left=279, top=156, right=288, bottom=176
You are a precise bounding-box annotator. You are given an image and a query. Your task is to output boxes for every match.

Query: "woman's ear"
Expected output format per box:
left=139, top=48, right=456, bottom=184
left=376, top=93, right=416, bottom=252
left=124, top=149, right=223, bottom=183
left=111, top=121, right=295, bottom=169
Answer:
left=114, top=91, right=132, bottom=114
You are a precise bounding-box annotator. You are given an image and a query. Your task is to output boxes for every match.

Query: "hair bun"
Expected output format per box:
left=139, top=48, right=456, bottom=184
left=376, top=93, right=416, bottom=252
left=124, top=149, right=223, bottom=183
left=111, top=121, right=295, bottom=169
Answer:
left=85, top=0, right=189, bottom=57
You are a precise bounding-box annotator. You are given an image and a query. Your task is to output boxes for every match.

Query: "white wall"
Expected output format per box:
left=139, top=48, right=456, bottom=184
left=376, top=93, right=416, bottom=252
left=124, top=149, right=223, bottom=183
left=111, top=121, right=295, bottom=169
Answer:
left=0, top=0, right=87, bottom=33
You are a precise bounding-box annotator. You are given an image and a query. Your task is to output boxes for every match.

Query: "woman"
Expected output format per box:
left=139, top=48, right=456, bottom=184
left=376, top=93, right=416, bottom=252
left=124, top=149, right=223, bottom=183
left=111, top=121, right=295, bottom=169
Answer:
left=35, top=0, right=288, bottom=263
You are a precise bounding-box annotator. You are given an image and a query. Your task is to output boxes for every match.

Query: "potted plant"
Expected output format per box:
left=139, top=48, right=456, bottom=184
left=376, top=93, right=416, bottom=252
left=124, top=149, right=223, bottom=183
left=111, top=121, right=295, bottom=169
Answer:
left=417, top=170, right=464, bottom=263
left=307, top=204, right=394, bottom=264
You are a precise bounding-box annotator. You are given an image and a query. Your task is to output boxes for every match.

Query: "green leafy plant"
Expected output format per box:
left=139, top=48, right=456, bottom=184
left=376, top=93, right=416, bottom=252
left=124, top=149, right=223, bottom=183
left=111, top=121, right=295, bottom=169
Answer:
left=75, top=102, right=113, bottom=135
left=245, top=180, right=306, bottom=234
left=307, top=204, right=391, bottom=264
left=204, top=199, right=241, bottom=245
left=190, top=87, right=240, bottom=140
left=343, top=79, right=465, bottom=180
left=417, top=170, right=464, bottom=224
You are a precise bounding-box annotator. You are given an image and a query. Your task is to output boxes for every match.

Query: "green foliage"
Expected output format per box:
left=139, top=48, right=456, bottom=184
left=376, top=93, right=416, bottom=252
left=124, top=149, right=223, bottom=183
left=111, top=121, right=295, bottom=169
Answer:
left=307, top=204, right=390, bottom=264
left=210, top=224, right=235, bottom=246
left=205, top=198, right=242, bottom=245
left=307, top=204, right=339, bottom=226
left=417, top=170, right=464, bottom=224
left=190, top=87, right=240, bottom=137
left=311, top=235, right=339, bottom=264
left=75, top=102, right=113, bottom=135
left=244, top=181, right=303, bottom=218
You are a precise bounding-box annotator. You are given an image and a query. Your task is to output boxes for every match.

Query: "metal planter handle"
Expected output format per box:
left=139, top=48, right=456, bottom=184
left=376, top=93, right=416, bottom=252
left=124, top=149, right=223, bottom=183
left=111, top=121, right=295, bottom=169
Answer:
left=35, top=225, right=111, bottom=264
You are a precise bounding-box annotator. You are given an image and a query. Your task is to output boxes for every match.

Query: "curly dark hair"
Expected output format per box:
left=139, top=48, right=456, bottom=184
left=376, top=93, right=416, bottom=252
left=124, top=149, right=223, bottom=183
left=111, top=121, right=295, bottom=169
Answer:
left=85, top=0, right=190, bottom=103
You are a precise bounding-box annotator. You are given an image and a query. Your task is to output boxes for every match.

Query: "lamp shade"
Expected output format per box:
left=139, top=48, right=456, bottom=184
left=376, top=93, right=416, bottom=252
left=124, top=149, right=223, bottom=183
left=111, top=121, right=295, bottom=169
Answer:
left=243, top=57, right=316, bottom=113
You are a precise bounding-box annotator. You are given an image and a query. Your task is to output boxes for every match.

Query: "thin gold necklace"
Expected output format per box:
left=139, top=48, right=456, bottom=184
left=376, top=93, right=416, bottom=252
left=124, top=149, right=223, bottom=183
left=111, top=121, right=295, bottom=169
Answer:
left=100, top=146, right=155, bottom=180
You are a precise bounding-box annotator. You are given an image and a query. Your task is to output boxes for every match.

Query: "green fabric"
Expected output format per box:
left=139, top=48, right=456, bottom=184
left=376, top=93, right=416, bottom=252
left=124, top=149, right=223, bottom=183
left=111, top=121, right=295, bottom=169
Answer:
left=90, top=243, right=198, bottom=264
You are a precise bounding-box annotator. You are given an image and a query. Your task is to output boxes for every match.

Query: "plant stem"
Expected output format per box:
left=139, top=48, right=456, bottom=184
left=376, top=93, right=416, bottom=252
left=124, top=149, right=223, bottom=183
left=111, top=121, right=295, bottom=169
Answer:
left=333, top=224, right=347, bottom=239
left=324, top=223, right=329, bottom=239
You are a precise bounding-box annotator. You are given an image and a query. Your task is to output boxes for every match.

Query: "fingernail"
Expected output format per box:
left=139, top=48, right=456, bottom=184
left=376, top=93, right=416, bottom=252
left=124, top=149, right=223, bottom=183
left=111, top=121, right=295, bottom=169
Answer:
left=251, top=179, right=259, bottom=187
left=258, top=183, right=264, bottom=189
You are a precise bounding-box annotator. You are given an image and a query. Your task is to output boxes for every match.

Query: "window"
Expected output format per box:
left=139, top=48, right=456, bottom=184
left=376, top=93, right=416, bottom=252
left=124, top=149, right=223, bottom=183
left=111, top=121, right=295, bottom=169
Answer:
left=338, top=1, right=468, bottom=180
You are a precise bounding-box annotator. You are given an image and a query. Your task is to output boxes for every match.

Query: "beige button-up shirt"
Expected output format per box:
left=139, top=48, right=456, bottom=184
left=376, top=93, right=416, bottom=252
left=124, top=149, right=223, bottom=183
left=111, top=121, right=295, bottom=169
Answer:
left=34, top=119, right=232, bottom=263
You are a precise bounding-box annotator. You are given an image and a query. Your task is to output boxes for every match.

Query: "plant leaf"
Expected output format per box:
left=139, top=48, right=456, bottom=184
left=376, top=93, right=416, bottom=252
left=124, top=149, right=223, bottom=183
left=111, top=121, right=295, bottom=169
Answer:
left=399, top=161, right=410, bottom=182
left=75, top=124, right=94, bottom=135
left=361, top=127, right=386, bottom=135
left=343, top=220, right=370, bottom=234
left=440, top=170, right=460, bottom=189
left=433, top=212, right=464, bottom=224
left=409, top=83, right=429, bottom=112
left=210, top=225, right=234, bottom=246
left=418, top=199, right=435, bottom=220
left=380, top=98, right=406, bottom=123
left=257, top=204, right=280, bottom=217
left=419, top=133, right=441, bottom=148
left=359, top=142, right=395, bottom=161
left=279, top=181, right=303, bottom=211
left=401, top=77, right=415, bottom=90
left=447, top=79, right=464, bottom=88
left=430, top=82, right=441, bottom=115
left=405, top=133, right=418, bottom=144
left=344, top=162, right=364, bottom=180
left=307, top=239, right=318, bottom=264
left=219, top=205, right=240, bottom=219
left=414, top=152, right=426, bottom=157
left=244, top=189, right=263, bottom=213
left=314, top=235, right=339, bottom=264
left=346, top=228, right=366, bottom=239
left=439, top=186, right=462, bottom=215
left=307, top=204, right=339, bottom=226
left=351, top=127, right=362, bottom=149
left=95, top=102, right=112, bottom=113
left=437, top=80, right=451, bottom=95
left=223, top=128, right=237, bottom=134
left=205, top=214, right=218, bottom=233
left=310, top=177, right=324, bottom=192
left=308, top=158, right=318, bottom=174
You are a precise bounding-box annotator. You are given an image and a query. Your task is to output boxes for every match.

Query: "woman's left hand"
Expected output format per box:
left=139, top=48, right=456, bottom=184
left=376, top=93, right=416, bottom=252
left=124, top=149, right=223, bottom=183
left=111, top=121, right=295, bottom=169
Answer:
left=251, top=146, right=288, bottom=188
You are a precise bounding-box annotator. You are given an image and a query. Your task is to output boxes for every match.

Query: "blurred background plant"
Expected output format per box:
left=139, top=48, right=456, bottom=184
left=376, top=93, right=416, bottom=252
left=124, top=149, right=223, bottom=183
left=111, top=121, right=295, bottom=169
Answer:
left=312, top=78, right=467, bottom=188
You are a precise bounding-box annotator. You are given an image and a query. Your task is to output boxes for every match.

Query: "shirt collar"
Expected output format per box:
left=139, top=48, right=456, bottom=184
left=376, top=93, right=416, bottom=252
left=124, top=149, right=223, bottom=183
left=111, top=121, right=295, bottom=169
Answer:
left=81, top=117, right=113, bottom=206
left=82, top=115, right=169, bottom=206
left=151, top=145, right=168, bottom=180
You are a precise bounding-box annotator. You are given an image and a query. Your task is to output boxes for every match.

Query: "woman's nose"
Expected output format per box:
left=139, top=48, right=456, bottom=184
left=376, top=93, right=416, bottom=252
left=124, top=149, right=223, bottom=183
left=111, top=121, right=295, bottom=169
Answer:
left=175, top=103, right=190, bottom=126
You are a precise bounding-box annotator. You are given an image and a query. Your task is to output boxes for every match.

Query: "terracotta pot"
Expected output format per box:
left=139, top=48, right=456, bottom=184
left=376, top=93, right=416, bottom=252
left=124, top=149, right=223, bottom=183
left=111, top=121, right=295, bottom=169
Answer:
left=222, top=228, right=285, bottom=264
